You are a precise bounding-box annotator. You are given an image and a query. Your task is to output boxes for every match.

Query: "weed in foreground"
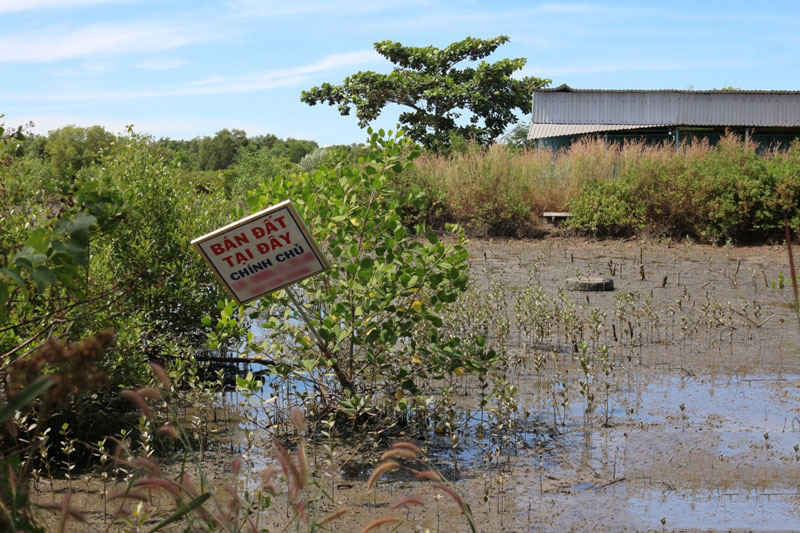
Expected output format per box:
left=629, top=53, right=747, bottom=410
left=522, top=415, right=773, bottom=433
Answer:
left=25, top=362, right=476, bottom=532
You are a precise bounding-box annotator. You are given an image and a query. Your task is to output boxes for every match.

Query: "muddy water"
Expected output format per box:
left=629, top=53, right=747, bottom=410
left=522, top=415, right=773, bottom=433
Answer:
left=462, top=238, right=800, bottom=532
left=233, top=238, right=800, bottom=532
left=33, top=238, right=800, bottom=532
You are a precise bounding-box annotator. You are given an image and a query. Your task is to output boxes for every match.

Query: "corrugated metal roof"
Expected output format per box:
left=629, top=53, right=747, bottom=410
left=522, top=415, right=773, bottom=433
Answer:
left=528, top=123, right=663, bottom=140
left=529, top=87, right=800, bottom=134
left=540, top=84, right=800, bottom=95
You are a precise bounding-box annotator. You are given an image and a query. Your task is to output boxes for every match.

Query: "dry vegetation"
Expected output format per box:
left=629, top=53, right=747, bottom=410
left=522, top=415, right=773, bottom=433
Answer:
left=401, top=135, right=800, bottom=240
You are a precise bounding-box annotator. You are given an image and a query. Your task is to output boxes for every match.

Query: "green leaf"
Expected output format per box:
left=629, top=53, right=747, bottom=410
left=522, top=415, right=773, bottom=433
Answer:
left=53, top=268, right=85, bottom=297
left=14, top=247, right=47, bottom=267
left=71, top=212, right=97, bottom=232
left=52, top=238, right=89, bottom=268
left=146, top=493, right=211, bottom=532
left=55, top=213, right=96, bottom=247
left=0, top=281, right=8, bottom=323
left=31, top=267, right=56, bottom=293
left=24, top=228, right=50, bottom=254
left=0, top=267, right=25, bottom=287
left=0, top=376, right=53, bottom=424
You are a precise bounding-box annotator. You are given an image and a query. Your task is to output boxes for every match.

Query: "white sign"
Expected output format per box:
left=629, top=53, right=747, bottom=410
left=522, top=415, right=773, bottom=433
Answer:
left=192, top=200, right=329, bottom=304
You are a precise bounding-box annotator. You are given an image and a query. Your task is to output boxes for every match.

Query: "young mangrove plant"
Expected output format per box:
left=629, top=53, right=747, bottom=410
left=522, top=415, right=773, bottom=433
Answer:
left=214, top=128, right=493, bottom=431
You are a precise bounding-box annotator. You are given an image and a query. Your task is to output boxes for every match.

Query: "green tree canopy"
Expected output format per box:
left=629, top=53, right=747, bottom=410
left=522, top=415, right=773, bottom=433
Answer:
left=301, top=36, right=550, bottom=149
left=44, top=125, right=115, bottom=179
left=197, top=128, right=248, bottom=171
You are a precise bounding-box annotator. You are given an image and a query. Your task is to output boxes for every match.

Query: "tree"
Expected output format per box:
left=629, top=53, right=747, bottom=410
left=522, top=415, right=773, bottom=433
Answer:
left=502, top=120, right=533, bottom=149
left=44, top=125, right=115, bottom=179
left=264, top=138, right=318, bottom=163
left=301, top=36, right=550, bottom=149
left=197, top=128, right=248, bottom=170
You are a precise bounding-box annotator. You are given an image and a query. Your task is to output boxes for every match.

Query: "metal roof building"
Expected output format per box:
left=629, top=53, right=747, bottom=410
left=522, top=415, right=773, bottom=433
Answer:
left=528, top=85, right=800, bottom=148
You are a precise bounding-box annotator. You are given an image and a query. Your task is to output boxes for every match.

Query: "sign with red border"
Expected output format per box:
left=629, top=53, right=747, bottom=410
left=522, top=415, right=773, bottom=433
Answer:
left=191, top=200, right=329, bottom=304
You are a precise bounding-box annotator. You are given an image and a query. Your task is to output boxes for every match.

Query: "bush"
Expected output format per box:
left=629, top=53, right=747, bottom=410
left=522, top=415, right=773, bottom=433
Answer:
left=228, top=149, right=300, bottom=203
left=566, top=134, right=800, bottom=240
left=234, top=129, right=480, bottom=422
left=398, top=142, right=570, bottom=236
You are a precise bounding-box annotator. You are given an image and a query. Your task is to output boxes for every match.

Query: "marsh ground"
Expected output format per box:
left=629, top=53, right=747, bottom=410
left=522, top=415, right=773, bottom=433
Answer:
left=34, top=237, right=800, bottom=532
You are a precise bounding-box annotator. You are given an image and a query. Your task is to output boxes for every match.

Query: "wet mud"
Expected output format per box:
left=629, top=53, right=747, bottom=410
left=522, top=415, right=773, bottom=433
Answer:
left=33, top=237, right=800, bottom=532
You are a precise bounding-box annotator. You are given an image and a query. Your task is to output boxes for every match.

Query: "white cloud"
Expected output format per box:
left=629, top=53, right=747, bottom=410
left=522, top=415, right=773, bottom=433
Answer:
left=128, top=49, right=380, bottom=98
left=135, top=58, right=187, bottom=71
left=5, top=49, right=381, bottom=102
left=0, top=0, right=129, bottom=13
left=51, top=59, right=117, bottom=76
left=0, top=20, right=218, bottom=62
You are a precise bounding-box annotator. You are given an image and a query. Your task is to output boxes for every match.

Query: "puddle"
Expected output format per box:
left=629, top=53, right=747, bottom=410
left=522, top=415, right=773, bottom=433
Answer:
left=627, top=375, right=800, bottom=432
left=628, top=488, right=800, bottom=530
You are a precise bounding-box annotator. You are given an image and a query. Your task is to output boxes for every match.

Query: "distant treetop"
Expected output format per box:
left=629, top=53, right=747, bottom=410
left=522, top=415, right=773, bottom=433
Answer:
left=301, top=36, right=550, bottom=150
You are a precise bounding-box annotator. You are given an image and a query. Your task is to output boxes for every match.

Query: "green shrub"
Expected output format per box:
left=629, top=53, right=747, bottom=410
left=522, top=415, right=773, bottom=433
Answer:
left=235, top=129, right=480, bottom=421
left=568, top=134, right=800, bottom=240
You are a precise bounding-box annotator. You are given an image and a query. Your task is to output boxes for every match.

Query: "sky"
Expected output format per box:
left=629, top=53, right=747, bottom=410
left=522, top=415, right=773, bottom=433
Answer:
left=2, top=0, right=800, bottom=146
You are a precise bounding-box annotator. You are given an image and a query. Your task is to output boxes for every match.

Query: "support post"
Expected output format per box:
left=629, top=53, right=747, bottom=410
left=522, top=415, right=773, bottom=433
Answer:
left=675, top=127, right=680, bottom=150
left=286, top=286, right=324, bottom=346
left=285, top=285, right=354, bottom=391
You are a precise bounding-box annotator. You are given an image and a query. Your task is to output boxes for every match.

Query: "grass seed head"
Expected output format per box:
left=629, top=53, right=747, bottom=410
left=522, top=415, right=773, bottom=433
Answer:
left=431, top=482, right=465, bottom=512
left=367, top=460, right=400, bottom=490
left=290, top=406, right=306, bottom=432
left=131, top=456, right=160, bottom=474
left=261, top=467, right=280, bottom=494
left=360, top=515, right=400, bottom=533
left=391, top=440, right=421, bottom=453
left=121, top=389, right=154, bottom=420
left=133, top=478, right=180, bottom=496
left=157, top=423, right=178, bottom=439
left=273, top=439, right=303, bottom=492
left=136, top=387, right=162, bottom=400
left=317, top=508, right=349, bottom=525
left=415, top=470, right=444, bottom=481
left=380, top=448, right=417, bottom=461
left=148, top=362, right=171, bottom=390
left=390, top=496, right=425, bottom=509
left=231, top=456, right=243, bottom=477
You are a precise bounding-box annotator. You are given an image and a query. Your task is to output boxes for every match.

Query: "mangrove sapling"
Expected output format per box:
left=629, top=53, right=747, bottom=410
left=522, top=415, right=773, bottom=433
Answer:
left=228, top=128, right=477, bottom=431
left=59, top=422, right=76, bottom=491
left=598, top=344, right=614, bottom=426
left=576, top=342, right=596, bottom=425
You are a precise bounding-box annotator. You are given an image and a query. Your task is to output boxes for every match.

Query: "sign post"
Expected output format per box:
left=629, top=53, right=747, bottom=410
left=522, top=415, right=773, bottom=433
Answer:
left=194, top=199, right=356, bottom=390
left=191, top=200, right=329, bottom=305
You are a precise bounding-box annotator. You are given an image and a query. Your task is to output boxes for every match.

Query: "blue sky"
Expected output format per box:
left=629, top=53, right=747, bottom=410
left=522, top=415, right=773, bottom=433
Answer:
left=2, top=0, right=799, bottom=146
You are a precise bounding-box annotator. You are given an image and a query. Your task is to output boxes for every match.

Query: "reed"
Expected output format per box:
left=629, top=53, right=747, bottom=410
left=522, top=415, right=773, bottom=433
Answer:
left=395, top=135, right=800, bottom=240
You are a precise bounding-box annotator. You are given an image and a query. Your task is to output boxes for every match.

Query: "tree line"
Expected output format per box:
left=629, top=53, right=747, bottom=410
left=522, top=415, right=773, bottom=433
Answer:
left=10, top=125, right=321, bottom=180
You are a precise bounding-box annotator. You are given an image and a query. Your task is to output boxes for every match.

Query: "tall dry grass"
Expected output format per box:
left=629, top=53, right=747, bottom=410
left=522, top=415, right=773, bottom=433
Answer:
left=398, top=134, right=800, bottom=240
